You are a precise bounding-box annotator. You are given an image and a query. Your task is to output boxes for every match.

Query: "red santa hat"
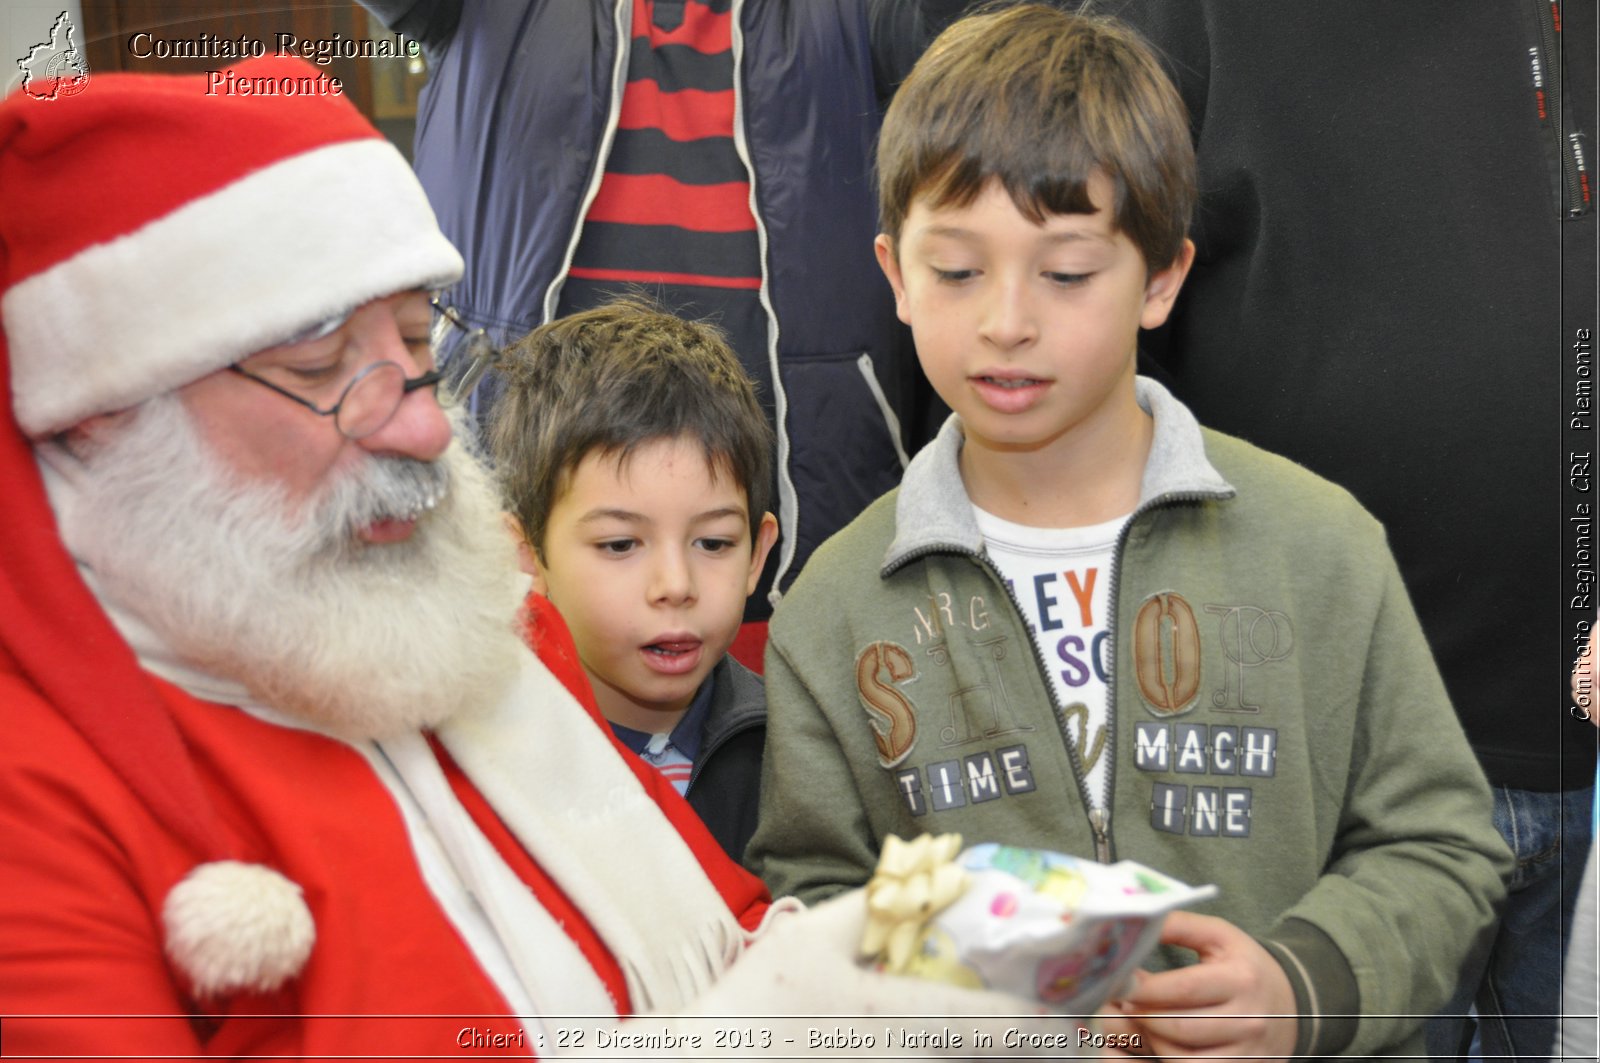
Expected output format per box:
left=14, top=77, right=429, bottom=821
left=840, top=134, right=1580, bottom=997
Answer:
left=1, top=55, right=462, bottom=438
left=0, top=57, right=461, bottom=998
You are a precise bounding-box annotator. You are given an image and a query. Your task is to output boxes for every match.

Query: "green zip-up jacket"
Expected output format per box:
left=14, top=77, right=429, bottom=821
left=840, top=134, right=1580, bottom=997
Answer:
left=749, top=379, right=1511, bottom=1059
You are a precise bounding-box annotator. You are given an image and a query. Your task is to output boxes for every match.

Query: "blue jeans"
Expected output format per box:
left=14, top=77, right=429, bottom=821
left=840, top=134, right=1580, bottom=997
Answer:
left=1426, top=784, right=1594, bottom=1061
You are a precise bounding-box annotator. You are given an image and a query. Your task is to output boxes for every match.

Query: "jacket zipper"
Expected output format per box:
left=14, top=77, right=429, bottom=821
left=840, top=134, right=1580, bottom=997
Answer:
left=541, top=0, right=635, bottom=324
left=1095, top=490, right=1225, bottom=859
left=1529, top=0, right=1592, bottom=218
left=973, top=550, right=1107, bottom=858
left=890, top=488, right=1224, bottom=866
left=725, top=0, right=798, bottom=608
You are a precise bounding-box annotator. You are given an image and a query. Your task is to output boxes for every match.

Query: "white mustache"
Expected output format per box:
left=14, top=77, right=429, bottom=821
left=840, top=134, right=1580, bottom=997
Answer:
left=323, top=455, right=452, bottom=532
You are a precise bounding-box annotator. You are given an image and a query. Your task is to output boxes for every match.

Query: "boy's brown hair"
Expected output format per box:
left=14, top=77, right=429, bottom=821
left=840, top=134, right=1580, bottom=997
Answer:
left=876, top=3, right=1195, bottom=271
left=488, top=295, right=774, bottom=558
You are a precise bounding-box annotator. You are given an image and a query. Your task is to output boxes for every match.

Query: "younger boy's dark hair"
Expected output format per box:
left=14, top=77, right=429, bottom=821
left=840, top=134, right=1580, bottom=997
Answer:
left=489, top=295, right=774, bottom=559
left=877, top=3, right=1195, bottom=272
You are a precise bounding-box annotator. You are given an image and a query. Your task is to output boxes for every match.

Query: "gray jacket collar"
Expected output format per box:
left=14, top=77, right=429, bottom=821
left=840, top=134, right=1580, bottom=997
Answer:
left=884, top=377, right=1236, bottom=574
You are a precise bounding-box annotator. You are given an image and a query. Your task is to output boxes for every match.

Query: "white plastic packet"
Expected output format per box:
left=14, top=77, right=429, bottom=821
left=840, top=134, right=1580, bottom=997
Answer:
left=863, top=838, right=1216, bottom=1015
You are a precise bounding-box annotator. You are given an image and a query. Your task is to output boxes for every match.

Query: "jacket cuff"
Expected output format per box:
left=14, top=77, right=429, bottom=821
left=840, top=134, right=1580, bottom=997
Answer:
left=1258, top=918, right=1359, bottom=1058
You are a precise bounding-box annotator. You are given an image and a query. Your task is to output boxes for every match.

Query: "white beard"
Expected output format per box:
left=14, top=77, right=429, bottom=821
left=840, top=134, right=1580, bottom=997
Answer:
left=51, top=393, right=527, bottom=739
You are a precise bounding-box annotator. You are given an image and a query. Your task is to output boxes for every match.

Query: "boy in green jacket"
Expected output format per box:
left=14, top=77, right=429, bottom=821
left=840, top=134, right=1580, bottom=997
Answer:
left=746, top=6, right=1511, bottom=1059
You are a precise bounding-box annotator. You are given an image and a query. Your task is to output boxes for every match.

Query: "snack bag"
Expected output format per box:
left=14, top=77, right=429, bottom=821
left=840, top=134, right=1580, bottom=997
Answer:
left=860, top=834, right=1216, bottom=1014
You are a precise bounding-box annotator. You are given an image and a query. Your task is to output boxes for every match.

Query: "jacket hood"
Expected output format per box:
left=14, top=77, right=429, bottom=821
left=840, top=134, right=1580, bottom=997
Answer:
left=884, top=377, right=1235, bottom=574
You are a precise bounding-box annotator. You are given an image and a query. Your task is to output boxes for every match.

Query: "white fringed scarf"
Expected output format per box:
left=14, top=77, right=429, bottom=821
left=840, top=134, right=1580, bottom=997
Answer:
left=101, top=604, right=746, bottom=1025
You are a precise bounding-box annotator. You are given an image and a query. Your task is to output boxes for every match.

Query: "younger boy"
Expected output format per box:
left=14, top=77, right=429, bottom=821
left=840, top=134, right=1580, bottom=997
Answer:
left=490, top=298, right=778, bottom=861
left=746, top=6, right=1511, bottom=1058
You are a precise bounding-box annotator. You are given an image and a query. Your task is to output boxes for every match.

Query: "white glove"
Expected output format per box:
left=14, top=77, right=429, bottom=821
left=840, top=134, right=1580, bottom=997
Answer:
left=571, top=889, right=1085, bottom=1060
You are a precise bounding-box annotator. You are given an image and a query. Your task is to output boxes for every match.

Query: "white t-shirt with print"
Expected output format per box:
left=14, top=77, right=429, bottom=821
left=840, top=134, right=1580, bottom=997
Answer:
left=973, top=506, right=1129, bottom=812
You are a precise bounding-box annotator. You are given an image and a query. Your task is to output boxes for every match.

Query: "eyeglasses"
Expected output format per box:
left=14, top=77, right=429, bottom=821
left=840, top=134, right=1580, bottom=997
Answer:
left=229, top=361, right=445, bottom=440
left=232, top=297, right=499, bottom=439
left=429, top=296, right=498, bottom=409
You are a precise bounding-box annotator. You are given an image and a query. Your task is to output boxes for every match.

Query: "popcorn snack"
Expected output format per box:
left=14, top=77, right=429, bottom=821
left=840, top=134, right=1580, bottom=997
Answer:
left=860, top=836, right=1217, bottom=1014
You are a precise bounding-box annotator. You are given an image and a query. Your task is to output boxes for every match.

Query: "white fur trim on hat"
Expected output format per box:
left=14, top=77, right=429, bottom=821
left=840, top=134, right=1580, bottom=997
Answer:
left=5, top=138, right=463, bottom=437
left=162, top=860, right=316, bottom=998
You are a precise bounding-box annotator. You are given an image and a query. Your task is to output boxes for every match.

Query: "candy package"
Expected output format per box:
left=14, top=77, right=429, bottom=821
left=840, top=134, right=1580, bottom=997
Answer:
left=860, top=835, right=1217, bottom=1014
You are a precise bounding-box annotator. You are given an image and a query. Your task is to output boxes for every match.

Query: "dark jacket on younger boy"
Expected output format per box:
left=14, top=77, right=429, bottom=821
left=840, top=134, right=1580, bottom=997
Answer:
left=611, top=656, right=765, bottom=863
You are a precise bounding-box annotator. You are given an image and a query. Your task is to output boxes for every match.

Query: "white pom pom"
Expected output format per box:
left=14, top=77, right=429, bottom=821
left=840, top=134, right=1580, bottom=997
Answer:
left=162, top=860, right=315, bottom=998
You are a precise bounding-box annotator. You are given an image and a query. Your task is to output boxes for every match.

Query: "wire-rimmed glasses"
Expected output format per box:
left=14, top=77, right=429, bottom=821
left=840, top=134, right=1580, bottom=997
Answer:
left=229, top=361, right=444, bottom=440
left=229, top=294, right=501, bottom=438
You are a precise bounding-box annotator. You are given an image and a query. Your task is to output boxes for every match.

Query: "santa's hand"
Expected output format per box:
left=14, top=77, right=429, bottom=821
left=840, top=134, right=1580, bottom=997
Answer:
left=588, top=888, right=1063, bottom=1059
left=1108, top=911, right=1297, bottom=1062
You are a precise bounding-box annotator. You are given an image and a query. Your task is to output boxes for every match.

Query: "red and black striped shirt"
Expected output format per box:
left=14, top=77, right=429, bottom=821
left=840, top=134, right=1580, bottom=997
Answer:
left=558, top=0, right=767, bottom=377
